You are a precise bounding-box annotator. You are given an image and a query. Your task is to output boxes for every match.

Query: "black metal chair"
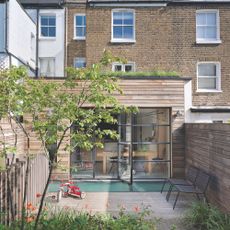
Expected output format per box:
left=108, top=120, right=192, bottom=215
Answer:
left=161, top=166, right=199, bottom=201
left=172, top=170, right=210, bottom=209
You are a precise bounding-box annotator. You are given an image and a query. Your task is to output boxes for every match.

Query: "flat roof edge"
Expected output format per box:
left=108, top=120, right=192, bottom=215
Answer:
left=191, top=107, right=230, bottom=113
left=118, top=76, right=192, bottom=81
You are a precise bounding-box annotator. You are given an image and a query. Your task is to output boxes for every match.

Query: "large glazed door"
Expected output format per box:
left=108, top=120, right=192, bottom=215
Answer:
left=118, top=114, right=133, bottom=184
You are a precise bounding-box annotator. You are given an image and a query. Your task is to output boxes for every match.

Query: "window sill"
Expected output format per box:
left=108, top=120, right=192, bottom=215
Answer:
left=39, top=37, right=56, bottom=41
left=73, top=37, right=86, bottom=41
left=196, top=40, right=222, bottom=45
left=110, top=39, right=136, bottom=44
left=196, top=90, right=222, bottom=93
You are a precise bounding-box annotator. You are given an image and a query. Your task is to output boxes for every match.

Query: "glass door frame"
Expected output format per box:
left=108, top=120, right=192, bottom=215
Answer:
left=70, top=108, right=172, bottom=181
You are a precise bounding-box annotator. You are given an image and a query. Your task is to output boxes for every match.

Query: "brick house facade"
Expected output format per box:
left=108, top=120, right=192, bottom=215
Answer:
left=66, top=1, right=230, bottom=109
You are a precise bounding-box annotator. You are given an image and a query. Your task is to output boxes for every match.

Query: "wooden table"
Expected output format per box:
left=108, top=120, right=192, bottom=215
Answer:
left=97, top=151, right=157, bottom=174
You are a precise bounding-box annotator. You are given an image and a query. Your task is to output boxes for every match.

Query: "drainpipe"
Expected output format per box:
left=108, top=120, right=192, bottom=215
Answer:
left=64, top=3, right=68, bottom=75
left=4, top=0, right=11, bottom=66
left=35, top=8, right=39, bottom=78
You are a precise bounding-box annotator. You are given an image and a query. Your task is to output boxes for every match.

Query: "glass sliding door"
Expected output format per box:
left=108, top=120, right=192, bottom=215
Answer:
left=70, top=108, right=171, bottom=181
left=132, top=108, right=171, bottom=179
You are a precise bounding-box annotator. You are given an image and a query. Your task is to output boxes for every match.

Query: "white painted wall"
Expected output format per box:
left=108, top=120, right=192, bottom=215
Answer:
left=7, top=0, right=36, bottom=69
left=0, top=4, right=6, bottom=52
left=39, top=9, right=65, bottom=77
left=187, top=112, right=230, bottom=123
left=184, top=80, right=230, bottom=123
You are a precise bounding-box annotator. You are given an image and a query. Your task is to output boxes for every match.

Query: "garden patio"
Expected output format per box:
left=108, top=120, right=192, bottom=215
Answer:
left=47, top=190, right=195, bottom=229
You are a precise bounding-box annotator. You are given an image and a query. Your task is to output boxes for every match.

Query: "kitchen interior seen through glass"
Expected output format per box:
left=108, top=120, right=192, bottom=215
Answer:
left=70, top=108, right=171, bottom=180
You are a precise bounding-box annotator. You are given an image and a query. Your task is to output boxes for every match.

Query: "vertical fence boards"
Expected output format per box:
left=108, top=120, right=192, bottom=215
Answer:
left=0, top=154, right=49, bottom=225
left=185, top=124, right=230, bottom=212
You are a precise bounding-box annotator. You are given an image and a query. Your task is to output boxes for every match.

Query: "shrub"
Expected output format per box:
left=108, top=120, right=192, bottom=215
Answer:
left=0, top=206, right=159, bottom=230
left=183, top=202, right=230, bottom=230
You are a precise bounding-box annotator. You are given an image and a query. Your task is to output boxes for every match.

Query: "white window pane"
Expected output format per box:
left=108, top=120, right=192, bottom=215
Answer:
left=74, top=58, right=86, bottom=68
left=198, top=78, right=216, bottom=89
left=41, top=17, right=48, bottom=25
left=207, top=13, right=216, bottom=25
left=114, top=65, right=122, bottom=72
left=76, top=16, right=83, bottom=25
left=123, top=12, right=133, bottom=25
left=41, top=27, right=48, bottom=37
left=206, top=27, right=216, bottom=39
left=113, top=26, right=122, bottom=38
left=49, top=17, right=56, bottom=26
left=124, top=65, right=133, bottom=72
left=197, top=13, right=206, bottom=25
left=124, top=26, right=133, bottom=39
left=76, top=27, right=85, bottom=37
left=49, top=27, right=56, bottom=37
left=113, top=12, right=122, bottom=25
left=197, top=27, right=205, bottom=39
left=198, top=63, right=216, bottom=76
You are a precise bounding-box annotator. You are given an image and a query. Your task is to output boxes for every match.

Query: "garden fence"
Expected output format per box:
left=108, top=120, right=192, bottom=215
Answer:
left=0, top=154, right=49, bottom=225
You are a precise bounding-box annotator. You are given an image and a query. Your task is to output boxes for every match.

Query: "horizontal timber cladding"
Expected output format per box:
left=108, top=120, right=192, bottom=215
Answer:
left=44, top=78, right=187, bottom=179
left=185, top=123, right=230, bottom=212
left=0, top=118, right=25, bottom=156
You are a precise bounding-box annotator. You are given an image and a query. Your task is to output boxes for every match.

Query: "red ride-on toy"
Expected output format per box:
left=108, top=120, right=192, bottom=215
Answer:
left=57, top=181, right=86, bottom=202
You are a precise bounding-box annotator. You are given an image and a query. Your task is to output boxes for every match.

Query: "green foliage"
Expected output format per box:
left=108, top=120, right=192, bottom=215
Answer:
left=105, top=70, right=179, bottom=77
left=0, top=206, right=159, bottom=230
left=0, top=51, right=137, bottom=228
left=170, top=224, right=177, bottom=230
left=183, top=202, right=230, bottom=230
left=0, top=51, right=134, bottom=163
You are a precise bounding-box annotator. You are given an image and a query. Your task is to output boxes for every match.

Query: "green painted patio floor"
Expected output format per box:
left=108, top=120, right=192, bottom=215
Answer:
left=48, top=181, right=170, bottom=193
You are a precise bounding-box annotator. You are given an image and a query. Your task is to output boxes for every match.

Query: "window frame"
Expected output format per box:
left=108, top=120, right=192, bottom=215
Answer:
left=197, top=62, right=221, bottom=93
left=196, top=9, right=221, bottom=44
left=74, top=13, right=86, bottom=40
left=111, top=9, right=136, bottom=43
left=74, top=57, right=86, bottom=68
left=112, top=62, right=136, bottom=72
left=39, top=14, right=56, bottom=39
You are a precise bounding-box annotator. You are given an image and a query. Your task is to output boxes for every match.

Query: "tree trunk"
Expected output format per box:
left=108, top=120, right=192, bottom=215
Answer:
left=7, top=163, right=15, bottom=221
left=34, top=163, right=53, bottom=230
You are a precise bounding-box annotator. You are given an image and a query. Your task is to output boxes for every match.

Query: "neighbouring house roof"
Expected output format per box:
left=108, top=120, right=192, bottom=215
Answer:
left=64, top=0, right=230, bottom=6
left=19, top=0, right=64, bottom=8
left=87, top=0, right=230, bottom=2
left=64, top=0, right=230, bottom=3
